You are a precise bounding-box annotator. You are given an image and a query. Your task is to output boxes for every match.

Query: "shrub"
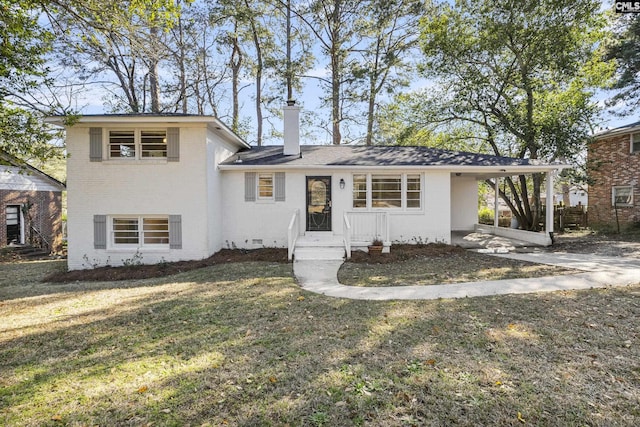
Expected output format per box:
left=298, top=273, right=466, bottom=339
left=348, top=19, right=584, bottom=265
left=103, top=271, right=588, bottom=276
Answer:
left=478, top=207, right=494, bottom=225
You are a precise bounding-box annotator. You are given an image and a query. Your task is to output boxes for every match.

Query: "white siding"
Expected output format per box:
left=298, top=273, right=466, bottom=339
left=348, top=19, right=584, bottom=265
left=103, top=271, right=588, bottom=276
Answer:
left=66, top=124, right=212, bottom=269
left=0, top=166, right=62, bottom=192
left=221, top=169, right=453, bottom=248
left=451, top=175, right=478, bottom=231
left=206, top=130, right=237, bottom=254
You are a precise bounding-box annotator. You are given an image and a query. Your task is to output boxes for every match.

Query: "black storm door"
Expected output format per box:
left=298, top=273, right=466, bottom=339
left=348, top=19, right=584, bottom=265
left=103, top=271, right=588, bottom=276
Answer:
left=306, top=176, right=331, bottom=231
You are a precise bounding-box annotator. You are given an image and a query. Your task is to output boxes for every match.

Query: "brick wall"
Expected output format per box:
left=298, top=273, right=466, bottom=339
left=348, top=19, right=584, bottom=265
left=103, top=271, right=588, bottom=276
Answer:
left=587, top=133, right=640, bottom=228
left=0, top=190, right=63, bottom=252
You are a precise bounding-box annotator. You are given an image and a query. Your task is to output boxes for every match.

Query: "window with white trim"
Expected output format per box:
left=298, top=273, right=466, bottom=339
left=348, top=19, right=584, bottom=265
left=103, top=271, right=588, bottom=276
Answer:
left=141, top=130, right=168, bottom=158
left=613, top=186, right=633, bottom=207
left=258, top=173, right=274, bottom=199
left=372, top=174, right=402, bottom=208
left=112, top=216, right=169, bottom=247
left=108, top=129, right=167, bottom=159
left=353, top=174, right=367, bottom=208
left=352, top=173, right=422, bottom=210
left=109, top=130, right=136, bottom=159
left=632, top=133, right=640, bottom=153
left=406, top=174, right=421, bottom=208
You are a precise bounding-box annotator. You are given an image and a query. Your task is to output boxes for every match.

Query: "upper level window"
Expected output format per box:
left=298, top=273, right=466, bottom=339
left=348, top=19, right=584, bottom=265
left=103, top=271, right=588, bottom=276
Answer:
left=632, top=133, right=640, bottom=153
left=109, top=130, right=135, bottom=158
left=108, top=129, right=167, bottom=160
left=141, top=130, right=167, bottom=158
left=613, top=186, right=633, bottom=207
left=258, top=173, right=274, bottom=199
left=352, top=173, right=422, bottom=210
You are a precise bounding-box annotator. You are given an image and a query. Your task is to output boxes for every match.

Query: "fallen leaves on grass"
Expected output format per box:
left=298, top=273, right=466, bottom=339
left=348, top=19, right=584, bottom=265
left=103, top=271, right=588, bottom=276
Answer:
left=339, top=247, right=576, bottom=287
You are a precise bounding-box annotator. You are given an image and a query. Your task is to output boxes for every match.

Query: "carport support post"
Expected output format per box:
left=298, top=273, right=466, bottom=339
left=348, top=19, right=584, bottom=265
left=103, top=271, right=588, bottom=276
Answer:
left=494, top=177, right=499, bottom=227
left=546, top=171, right=554, bottom=236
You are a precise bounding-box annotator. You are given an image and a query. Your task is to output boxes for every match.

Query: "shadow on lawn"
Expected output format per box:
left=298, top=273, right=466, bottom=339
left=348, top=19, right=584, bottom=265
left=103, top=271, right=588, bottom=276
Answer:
left=1, top=262, right=639, bottom=426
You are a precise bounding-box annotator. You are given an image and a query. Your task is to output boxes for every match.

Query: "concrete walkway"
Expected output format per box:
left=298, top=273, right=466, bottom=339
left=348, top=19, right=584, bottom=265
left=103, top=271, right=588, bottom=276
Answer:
left=293, top=252, right=640, bottom=301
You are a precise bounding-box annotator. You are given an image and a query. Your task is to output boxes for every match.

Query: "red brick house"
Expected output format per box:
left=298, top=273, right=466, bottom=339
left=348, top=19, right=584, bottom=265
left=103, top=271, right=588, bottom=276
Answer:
left=0, top=152, right=66, bottom=252
left=588, top=122, right=640, bottom=229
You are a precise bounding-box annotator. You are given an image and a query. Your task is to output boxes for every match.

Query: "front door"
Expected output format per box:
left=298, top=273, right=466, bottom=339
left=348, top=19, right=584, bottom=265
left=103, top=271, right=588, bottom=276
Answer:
left=306, top=176, right=331, bottom=231
left=6, top=205, right=21, bottom=245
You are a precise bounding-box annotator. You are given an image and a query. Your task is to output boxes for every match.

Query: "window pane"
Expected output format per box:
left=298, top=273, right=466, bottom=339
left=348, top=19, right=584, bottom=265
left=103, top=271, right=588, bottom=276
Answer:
left=113, top=218, right=139, bottom=244
left=258, top=174, right=273, bottom=198
left=109, top=130, right=135, bottom=158
left=353, top=174, right=367, bottom=208
left=310, top=181, right=326, bottom=206
left=406, top=174, right=421, bottom=208
left=633, top=133, right=640, bottom=153
left=143, top=218, right=169, bottom=244
left=141, top=130, right=167, bottom=158
left=372, top=175, right=401, bottom=208
left=614, top=187, right=633, bottom=205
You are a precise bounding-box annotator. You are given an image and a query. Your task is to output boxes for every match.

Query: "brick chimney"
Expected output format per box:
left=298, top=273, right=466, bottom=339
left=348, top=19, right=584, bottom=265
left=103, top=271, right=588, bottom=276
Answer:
left=283, top=102, right=301, bottom=156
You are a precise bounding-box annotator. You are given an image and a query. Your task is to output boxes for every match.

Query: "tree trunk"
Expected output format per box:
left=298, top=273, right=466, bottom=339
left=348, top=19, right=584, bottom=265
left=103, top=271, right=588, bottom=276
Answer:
left=176, top=16, right=188, bottom=113
left=230, top=23, right=242, bottom=132
left=331, top=54, right=341, bottom=145
left=330, top=0, right=342, bottom=145
left=365, top=73, right=376, bottom=146
left=148, top=26, right=161, bottom=113
left=246, top=0, right=263, bottom=146
left=286, top=0, right=293, bottom=103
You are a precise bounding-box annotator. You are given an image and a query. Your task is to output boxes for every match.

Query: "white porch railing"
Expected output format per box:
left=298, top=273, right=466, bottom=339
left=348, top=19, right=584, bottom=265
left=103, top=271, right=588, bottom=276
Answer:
left=346, top=211, right=390, bottom=244
left=343, top=212, right=352, bottom=259
left=287, top=209, right=300, bottom=261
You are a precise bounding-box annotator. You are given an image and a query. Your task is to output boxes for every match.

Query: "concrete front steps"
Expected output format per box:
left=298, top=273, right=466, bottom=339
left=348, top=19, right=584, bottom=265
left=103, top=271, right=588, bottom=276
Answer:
left=294, top=233, right=346, bottom=261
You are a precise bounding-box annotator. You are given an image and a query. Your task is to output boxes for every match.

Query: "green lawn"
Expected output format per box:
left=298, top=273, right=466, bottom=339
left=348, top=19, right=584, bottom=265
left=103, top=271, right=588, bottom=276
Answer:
left=338, top=250, right=574, bottom=287
left=1, top=260, right=639, bottom=426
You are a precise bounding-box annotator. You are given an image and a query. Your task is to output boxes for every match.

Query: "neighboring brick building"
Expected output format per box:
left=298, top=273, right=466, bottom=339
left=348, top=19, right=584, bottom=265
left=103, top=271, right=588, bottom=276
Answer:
left=0, top=152, right=66, bottom=252
left=588, top=121, right=640, bottom=229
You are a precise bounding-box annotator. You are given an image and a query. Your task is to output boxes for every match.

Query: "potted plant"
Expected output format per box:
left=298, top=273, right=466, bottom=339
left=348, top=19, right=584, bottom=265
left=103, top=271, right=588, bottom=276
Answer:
left=368, top=238, right=384, bottom=254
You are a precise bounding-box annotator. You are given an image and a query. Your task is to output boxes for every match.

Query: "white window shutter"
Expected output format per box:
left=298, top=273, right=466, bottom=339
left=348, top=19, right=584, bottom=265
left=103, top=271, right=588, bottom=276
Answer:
left=93, top=215, right=107, bottom=249
left=275, top=172, right=285, bottom=201
left=89, top=128, right=103, bottom=162
left=245, top=172, right=256, bottom=201
left=167, top=128, right=180, bottom=161
left=169, top=215, right=182, bottom=249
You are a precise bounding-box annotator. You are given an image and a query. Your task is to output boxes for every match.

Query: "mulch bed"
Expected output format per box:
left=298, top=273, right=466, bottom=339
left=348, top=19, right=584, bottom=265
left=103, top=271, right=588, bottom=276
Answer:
left=347, top=243, right=466, bottom=264
left=44, top=248, right=289, bottom=283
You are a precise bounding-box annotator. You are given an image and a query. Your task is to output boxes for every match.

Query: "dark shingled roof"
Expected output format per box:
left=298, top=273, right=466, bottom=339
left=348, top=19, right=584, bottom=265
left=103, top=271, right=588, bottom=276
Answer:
left=593, top=120, right=640, bottom=139
left=221, top=145, right=535, bottom=167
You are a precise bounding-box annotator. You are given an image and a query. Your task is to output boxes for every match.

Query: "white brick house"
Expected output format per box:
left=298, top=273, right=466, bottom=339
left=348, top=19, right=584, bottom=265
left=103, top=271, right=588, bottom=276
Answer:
left=49, top=110, right=564, bottom=270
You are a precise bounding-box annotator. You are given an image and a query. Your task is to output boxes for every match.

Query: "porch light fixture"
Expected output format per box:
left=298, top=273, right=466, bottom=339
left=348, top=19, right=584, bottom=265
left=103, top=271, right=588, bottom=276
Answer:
left=339, top=178, right=345, bottom=189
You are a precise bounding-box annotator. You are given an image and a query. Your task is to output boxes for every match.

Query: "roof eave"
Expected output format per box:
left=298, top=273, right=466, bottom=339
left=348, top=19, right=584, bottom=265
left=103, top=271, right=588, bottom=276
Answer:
left=45, top=115, right=250, bottom=149
left=0, top=151, right=66, bottom=190
left=593, top=125, right=640, bottom=140
left=218, top=163, right=567, bottom=173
